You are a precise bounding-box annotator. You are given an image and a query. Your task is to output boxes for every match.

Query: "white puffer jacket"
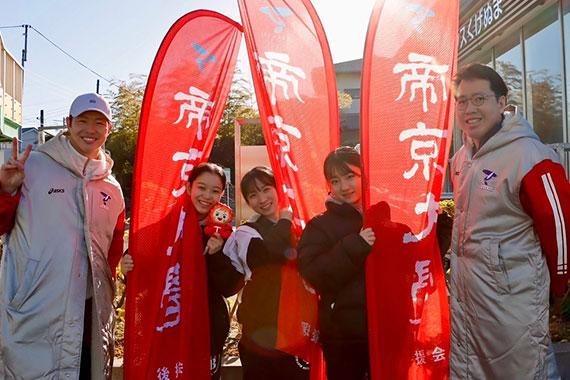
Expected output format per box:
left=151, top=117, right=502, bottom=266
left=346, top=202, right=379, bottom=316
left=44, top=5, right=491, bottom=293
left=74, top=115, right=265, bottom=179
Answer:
left=449, top=109, right=565, bottom=380
left=0, top=132, right=124, bottom=380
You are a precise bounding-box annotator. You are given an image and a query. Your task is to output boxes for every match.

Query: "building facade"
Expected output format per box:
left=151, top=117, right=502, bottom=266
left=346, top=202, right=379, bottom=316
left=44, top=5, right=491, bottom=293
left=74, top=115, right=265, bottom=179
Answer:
left=455, top=0, right=570, bottom=164
left=335, top=59, right=362, bottom=146
left=335, top=1, right=570, bottom=164
left=0, top=32, right=23, bottom=163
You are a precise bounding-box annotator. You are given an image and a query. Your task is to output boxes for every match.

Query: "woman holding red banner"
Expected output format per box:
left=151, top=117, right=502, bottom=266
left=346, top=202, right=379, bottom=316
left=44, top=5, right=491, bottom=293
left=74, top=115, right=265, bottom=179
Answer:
left=123, top=162, right=242, bottom=380
left=297, top=147, right=375, bottom=380
left=222, top=166, right=310, bottom=380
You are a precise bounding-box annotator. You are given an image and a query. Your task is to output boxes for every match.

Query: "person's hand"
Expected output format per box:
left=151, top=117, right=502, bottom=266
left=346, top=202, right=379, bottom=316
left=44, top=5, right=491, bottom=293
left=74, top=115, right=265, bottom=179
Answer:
left=359, top=227, right=376, bottom=247
left=121, top=254, right=134, bottom=274
left=279, top=208, right=293, bottom=221
left=0, top=138, right=32, bottom=194
left=206, top=232, right=224, bottom=254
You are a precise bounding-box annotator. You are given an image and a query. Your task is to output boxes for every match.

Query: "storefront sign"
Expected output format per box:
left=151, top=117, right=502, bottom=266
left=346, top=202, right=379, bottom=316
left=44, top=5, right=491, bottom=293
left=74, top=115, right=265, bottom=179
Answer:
left=459, top=0, right=504, bottom=50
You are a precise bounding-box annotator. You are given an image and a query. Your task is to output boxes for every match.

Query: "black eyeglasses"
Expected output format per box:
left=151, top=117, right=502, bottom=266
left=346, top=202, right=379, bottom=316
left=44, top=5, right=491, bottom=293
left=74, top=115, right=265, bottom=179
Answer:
left=455, top=94, right=497, bottom=110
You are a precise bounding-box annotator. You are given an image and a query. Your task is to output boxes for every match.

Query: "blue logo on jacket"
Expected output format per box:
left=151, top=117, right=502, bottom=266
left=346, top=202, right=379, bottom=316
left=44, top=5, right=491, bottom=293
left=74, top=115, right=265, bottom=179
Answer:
left=482, top=169, right=497, bottom=185
left=100, top=192, right=111, bottom=207
left=480, top=169, right=498, bottom=192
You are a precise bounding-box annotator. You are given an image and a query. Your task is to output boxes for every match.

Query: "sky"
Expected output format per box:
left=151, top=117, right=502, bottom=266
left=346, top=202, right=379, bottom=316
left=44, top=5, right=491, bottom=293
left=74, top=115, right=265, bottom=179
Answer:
left=0, top=0, right=376, bottom=128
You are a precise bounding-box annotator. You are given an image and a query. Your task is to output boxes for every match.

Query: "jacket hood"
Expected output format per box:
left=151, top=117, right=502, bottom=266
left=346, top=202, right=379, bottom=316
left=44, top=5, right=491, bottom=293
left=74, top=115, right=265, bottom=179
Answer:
left=463, top=107, right=540, bottom=158
left=36, top=131, right=114, bottom=181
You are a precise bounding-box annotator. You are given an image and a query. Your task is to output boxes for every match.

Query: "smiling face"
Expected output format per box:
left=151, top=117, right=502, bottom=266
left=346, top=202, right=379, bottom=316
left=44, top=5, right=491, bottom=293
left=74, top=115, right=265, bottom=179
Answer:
left=67, top=111, right=112, bottom=159
left=187, top=172, right=224, bottom=219
left=245, top=180, right=279, bottom=219
left=328, top=164, right=362, bottom=206
left=455, top=78, right=506, bottom=149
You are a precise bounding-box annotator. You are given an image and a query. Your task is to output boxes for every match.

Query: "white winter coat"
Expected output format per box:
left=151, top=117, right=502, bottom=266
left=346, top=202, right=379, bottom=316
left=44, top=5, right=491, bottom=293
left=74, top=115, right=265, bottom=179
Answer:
left=0, top=133, right=124, bottom=380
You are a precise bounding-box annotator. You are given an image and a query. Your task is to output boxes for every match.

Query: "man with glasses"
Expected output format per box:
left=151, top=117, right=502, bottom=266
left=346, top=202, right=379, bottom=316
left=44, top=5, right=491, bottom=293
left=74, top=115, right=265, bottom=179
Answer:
left=448, top=63, right=570, bottom=379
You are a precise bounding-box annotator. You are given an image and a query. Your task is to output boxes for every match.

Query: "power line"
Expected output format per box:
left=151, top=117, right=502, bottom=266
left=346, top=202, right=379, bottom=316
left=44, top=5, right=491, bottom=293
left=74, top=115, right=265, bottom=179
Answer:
left=0, top=24, right=112, bottom=84
left=29, top=26, right=141, bottom=97
left=28, top=26, right=113, bottom=84
left=1, top=24, right=142, bottom=101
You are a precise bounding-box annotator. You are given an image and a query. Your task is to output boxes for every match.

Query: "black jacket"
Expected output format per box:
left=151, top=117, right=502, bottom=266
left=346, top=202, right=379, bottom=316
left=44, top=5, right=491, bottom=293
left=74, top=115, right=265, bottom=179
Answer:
left=204, top=228, right=244, bottom=355
left=297, top=200, right=372, bottom=344
left=237, top=217, right=293, bottom=351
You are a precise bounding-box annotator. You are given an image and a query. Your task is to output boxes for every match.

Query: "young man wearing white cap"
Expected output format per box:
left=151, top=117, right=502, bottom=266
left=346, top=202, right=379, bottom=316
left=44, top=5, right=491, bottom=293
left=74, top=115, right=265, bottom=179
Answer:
left=0, top=93, right=125, bottom=380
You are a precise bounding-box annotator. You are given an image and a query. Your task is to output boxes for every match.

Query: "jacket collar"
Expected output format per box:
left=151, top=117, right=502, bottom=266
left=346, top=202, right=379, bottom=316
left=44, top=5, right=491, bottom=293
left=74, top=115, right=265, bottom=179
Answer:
left=463, top=106, right=540, bottom=159
left=37, top=131, right=113, bottom=180
left=325, top=194, right=362, bottom=217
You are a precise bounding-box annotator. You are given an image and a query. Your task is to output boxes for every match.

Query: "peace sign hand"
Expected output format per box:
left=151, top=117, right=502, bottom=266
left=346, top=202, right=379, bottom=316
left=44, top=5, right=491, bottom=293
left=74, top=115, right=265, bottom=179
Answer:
left=0, top=138, right=32, bottom=194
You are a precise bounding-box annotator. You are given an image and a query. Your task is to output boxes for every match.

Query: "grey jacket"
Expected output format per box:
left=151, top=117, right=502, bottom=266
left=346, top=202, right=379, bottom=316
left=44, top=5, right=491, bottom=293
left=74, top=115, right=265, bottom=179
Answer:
left=448, top=109, right=562, bottom=380
left=0, top=133, right=124, bottom=380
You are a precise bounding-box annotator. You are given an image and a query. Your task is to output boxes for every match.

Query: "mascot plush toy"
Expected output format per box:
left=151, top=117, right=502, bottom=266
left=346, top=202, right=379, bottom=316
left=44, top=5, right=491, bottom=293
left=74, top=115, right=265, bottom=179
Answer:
left=204, top=203, right=234, bottom=239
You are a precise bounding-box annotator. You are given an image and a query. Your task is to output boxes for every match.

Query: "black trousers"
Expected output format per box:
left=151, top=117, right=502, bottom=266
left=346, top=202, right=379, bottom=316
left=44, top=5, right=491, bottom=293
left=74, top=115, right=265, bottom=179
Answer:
left=322, top=341, right=370, bottom=380
left=238, top=341, right=310, bottom=380
left=79, top=299, right=92, bottom=380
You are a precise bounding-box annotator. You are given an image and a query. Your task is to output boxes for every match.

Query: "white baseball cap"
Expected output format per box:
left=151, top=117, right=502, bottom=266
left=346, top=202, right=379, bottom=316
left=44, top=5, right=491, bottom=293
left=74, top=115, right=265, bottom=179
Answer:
left=69, top=93, right=112, bottom=121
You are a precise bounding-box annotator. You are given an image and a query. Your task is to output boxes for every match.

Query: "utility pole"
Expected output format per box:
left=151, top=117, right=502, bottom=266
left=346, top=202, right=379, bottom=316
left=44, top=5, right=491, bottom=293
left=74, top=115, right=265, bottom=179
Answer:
left=38, top=110, right=45, bottom=145
left=36, top=111, right=66, bottom=146
left=96, top=79, right=100, bottom=94
left=21, top=24, right=29, bottom=67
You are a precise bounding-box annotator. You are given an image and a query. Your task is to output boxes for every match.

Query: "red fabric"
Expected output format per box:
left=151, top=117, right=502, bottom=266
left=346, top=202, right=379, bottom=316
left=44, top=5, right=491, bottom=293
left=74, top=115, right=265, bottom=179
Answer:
left=142, top=200, right=210, bottom=380
left=0, top=188, right=20, bottom=235
left=124, top=10, right=242, bottom=380
left=520, top=159, right=570, bottom=297
left=238, top=1, right=338, bottom=378
left=361, top=1, right=458, bottom=379
left=277, top=258, right=326, bottom=377
left=204, top=221, right=233, bottom=239
left=107, top=209, right=125, bottom=279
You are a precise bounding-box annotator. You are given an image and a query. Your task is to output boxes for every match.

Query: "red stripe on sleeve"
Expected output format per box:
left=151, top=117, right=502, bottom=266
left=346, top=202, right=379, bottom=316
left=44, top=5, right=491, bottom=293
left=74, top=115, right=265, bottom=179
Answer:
left=520, top=159, right=570, bottom=297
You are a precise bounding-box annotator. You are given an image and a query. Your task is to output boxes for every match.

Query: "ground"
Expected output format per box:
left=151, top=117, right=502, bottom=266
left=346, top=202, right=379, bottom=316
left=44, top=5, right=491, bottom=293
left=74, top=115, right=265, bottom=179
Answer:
left=115, top=319, right=124, bottom=358
left=113, top=292, right=242, bottom=360
left=551, top=303, right=570, bottom=343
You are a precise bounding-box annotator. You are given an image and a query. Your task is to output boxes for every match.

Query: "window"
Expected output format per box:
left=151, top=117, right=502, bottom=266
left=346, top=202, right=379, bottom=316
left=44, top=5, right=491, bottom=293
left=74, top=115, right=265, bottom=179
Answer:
left=563, top=0, right=570, bottom=143
left=344, top=88, right=360, bottom=100
left=495, top=31, right=523, bottom=110
left=524, top=4, right=563, bottom=144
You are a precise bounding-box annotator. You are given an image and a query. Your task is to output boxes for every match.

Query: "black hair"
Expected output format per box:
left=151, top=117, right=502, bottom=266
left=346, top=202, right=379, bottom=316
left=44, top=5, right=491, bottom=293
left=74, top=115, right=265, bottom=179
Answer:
left=323, top=146, right=361, bottom=181
left=188, top=162, right=227, bottom=189
left=453, top=63, right=508, bottom=99
left=240, top=166, right=276, bottom=200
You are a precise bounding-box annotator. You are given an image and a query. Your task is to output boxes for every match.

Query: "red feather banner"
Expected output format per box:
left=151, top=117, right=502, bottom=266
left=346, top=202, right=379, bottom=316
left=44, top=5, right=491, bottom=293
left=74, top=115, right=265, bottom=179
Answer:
left=124, top=10, right=242, bottom=380
left=361, top=1, right=459, bottom=379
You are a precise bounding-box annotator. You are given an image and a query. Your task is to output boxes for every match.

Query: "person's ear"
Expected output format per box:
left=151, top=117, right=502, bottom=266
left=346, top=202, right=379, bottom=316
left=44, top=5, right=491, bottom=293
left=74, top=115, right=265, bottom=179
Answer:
left=498, top=95, right=507, bottom=113
left=66, top=116, right=71, bottom=128
left=185, top=181, right=192, bottom=195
